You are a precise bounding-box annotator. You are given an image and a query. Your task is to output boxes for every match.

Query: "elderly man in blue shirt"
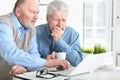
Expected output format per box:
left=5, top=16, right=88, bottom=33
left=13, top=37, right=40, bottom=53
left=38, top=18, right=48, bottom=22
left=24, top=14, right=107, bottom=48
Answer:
left=0, top=0, right=69, bottom=78
left=36, top=0, right=82, bottom=67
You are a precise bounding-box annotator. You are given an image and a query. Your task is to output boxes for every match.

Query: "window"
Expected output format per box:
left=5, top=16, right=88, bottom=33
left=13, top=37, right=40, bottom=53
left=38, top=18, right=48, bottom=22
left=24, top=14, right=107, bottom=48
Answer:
left=35, top=0, right=113, bottom=51
left=82, top=0, right=113, bottom=51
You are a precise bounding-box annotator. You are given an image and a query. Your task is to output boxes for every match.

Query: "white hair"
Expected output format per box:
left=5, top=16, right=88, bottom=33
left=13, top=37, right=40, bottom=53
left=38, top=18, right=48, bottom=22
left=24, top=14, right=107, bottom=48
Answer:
left=47, top=0, right=68, bottom=16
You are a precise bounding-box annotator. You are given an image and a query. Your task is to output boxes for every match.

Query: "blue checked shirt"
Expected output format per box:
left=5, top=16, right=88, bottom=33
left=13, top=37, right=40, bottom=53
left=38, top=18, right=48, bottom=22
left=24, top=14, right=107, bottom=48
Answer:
left=36, top=24, right=82, bottom=66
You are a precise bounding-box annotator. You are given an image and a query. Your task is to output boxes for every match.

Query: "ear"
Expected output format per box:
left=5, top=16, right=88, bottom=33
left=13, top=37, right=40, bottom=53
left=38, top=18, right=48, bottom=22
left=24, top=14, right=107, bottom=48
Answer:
left=46, top=16, right=48, bottom=22
left=14, top=7, right=21, bottom=17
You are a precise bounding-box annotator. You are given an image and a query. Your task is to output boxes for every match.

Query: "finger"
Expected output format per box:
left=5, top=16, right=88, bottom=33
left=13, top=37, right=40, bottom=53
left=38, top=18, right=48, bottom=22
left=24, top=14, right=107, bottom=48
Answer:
left=9, top=65, right=18, bottom=75
left=46, top=53, right=55, bottom=60
left=51, top=51, right=56, bottom=59
left=9, top=70, right=13, bottom=75
left=55, top=27, right=61, bottom=31
left=13, top=66, right=27, bottom=74
left=51, top=32, right=56, bottom=37
left=9, top=68, right=17, bottom=75
left=52, top=51, right=56, bottom=55
left=59, top=61, right=67, bottom=70
left=12, top=65, right=18, bottom=70
left=63, top=60, right=69, bottom=69
left=46, top=55, right=51, bottom=60
left=14, top=68, right=26, bottom=74
left=10, top=65, right=27, bottom=75
left=52, top=27, right=61, bottom=33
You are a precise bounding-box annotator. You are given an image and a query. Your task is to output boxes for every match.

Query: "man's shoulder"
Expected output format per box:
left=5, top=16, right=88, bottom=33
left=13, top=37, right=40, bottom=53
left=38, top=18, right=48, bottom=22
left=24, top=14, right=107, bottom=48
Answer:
left=0, top=13, right=13, bottom=32
left=36, top=24, right=47, bottom=28
left=0, top=13, right=12, bottom=24
left=36, top=24, right=48, bottom=34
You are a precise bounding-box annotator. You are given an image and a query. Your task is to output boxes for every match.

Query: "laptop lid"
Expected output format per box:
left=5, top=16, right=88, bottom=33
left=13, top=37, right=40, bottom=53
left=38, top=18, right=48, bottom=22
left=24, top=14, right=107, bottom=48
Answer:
left=69, top=53, right=112, bottom=76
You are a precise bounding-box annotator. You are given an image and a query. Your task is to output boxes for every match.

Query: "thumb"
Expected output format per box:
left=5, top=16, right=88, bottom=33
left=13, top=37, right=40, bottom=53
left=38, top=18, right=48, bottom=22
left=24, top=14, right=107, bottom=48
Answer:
left=52, top=51, right=56, bottom=58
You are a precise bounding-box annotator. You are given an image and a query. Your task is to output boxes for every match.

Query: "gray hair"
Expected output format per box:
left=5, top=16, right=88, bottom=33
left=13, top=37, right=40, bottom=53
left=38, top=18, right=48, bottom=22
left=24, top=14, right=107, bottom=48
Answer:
left=13, top=0, right=26, bottom=11
left=47, top=0, right=68, bottom=16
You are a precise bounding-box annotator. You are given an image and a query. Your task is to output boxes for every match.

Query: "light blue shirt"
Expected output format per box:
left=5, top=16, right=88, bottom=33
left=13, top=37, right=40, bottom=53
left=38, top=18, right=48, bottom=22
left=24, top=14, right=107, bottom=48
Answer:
left=36, top=24, right=82, bottom=66
left=0, top=13, right=46, bottom=70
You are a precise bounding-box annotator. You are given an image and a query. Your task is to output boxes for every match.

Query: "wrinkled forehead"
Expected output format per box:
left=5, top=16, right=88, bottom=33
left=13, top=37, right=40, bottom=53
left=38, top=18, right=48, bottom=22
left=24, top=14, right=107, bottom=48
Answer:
left=49, top=10, right=68, bottom=18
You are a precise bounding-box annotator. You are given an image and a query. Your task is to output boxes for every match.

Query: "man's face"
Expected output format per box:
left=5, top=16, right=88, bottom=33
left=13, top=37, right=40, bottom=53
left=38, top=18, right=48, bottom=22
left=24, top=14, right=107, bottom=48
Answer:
left=47, top=11, right=67, bottom=32
left=16, top=0, right=39, bottom=29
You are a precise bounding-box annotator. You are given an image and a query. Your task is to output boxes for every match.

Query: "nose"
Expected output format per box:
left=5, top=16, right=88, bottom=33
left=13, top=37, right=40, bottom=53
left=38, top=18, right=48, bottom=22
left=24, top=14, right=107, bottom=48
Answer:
left=58, top=20, right=63, bottom=28
left=34, top=12, right=39, bottom=20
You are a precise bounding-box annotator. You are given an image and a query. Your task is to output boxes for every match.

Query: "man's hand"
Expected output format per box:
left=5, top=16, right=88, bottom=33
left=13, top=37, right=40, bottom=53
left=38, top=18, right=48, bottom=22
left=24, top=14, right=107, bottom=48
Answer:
left=51, top=27, right=65, bottom=41
left=46, top=51, right=56, bottom=60
left=9, top=65, right=27, bottom=75
left=45, top=59, right=69, bottom=70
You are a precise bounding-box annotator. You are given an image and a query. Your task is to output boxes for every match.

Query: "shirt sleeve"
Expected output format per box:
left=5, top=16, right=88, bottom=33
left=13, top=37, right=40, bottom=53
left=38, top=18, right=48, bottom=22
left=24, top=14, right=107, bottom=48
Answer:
left=0, top=23, right=46, bottom=69
left=55, top=30, right=83, bottom=66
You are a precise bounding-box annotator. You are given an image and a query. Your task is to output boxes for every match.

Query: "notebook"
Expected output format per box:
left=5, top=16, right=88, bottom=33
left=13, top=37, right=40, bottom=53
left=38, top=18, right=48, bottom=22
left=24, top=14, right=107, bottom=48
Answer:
left=57, top=53, right=113, bottom=76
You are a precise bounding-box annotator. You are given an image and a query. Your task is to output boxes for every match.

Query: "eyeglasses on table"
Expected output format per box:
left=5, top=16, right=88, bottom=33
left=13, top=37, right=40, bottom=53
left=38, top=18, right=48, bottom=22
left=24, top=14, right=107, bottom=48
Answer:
left=36, top=68, right=61, bottom=79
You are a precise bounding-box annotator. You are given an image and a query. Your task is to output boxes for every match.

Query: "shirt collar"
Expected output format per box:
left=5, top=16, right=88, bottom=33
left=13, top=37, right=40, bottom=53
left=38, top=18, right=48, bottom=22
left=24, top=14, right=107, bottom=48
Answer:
left=11, top=13, right=31, bottom=32
left=46, top=24, right=51, bottom=37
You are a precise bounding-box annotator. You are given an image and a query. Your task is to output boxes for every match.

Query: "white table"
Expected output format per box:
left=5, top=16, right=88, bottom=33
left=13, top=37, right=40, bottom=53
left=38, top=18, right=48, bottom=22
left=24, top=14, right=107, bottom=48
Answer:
left=13, top=65, right=120, bottom=80
left=70, top=66, right=120, bottom=80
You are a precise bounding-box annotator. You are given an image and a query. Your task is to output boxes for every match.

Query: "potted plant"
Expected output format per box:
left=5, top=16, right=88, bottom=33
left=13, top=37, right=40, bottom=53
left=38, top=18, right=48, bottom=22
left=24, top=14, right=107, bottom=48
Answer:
left=81, top=47, right=94, bottom=58
left=93, top=44, right=107, bottom=54
left=82, top=44, right=107, bottom=58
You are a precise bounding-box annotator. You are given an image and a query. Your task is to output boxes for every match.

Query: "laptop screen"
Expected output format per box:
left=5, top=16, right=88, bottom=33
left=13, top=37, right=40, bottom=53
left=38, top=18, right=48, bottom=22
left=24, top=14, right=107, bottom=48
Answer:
left=69, top=53, right=113, bottom=76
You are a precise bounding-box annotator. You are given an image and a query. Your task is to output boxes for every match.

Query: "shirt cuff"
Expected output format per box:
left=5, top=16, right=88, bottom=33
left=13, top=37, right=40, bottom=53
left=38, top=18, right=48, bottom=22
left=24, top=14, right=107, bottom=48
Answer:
left=27, top=58, right=46, bottom=71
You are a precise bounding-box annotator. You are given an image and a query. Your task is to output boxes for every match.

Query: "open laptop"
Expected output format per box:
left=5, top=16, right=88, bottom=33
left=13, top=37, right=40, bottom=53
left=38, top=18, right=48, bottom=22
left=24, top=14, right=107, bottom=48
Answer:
left=56, top=53, right=113, bottom=76
left=14, top=53, right=113, bottom=79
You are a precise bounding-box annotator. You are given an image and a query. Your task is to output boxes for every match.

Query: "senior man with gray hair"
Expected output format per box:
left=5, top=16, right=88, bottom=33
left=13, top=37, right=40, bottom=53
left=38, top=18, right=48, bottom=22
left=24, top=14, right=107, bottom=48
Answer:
left=0, top=0, right=69, bottom=79
left=36, top=0, right=83, bottom=67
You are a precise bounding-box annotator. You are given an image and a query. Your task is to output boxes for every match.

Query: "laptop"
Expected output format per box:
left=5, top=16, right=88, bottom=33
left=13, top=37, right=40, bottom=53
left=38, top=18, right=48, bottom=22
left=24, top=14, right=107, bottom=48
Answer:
left=56, top=53, right=113, bottom=76
left=14, top=53, right=113, bottom=79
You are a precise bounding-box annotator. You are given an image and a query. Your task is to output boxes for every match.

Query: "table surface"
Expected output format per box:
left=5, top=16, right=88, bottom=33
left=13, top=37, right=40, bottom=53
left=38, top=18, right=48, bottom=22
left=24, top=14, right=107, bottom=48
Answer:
left=70, top=66, right=120, bottom=80
left=13, top=65, right=120, bottom=80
